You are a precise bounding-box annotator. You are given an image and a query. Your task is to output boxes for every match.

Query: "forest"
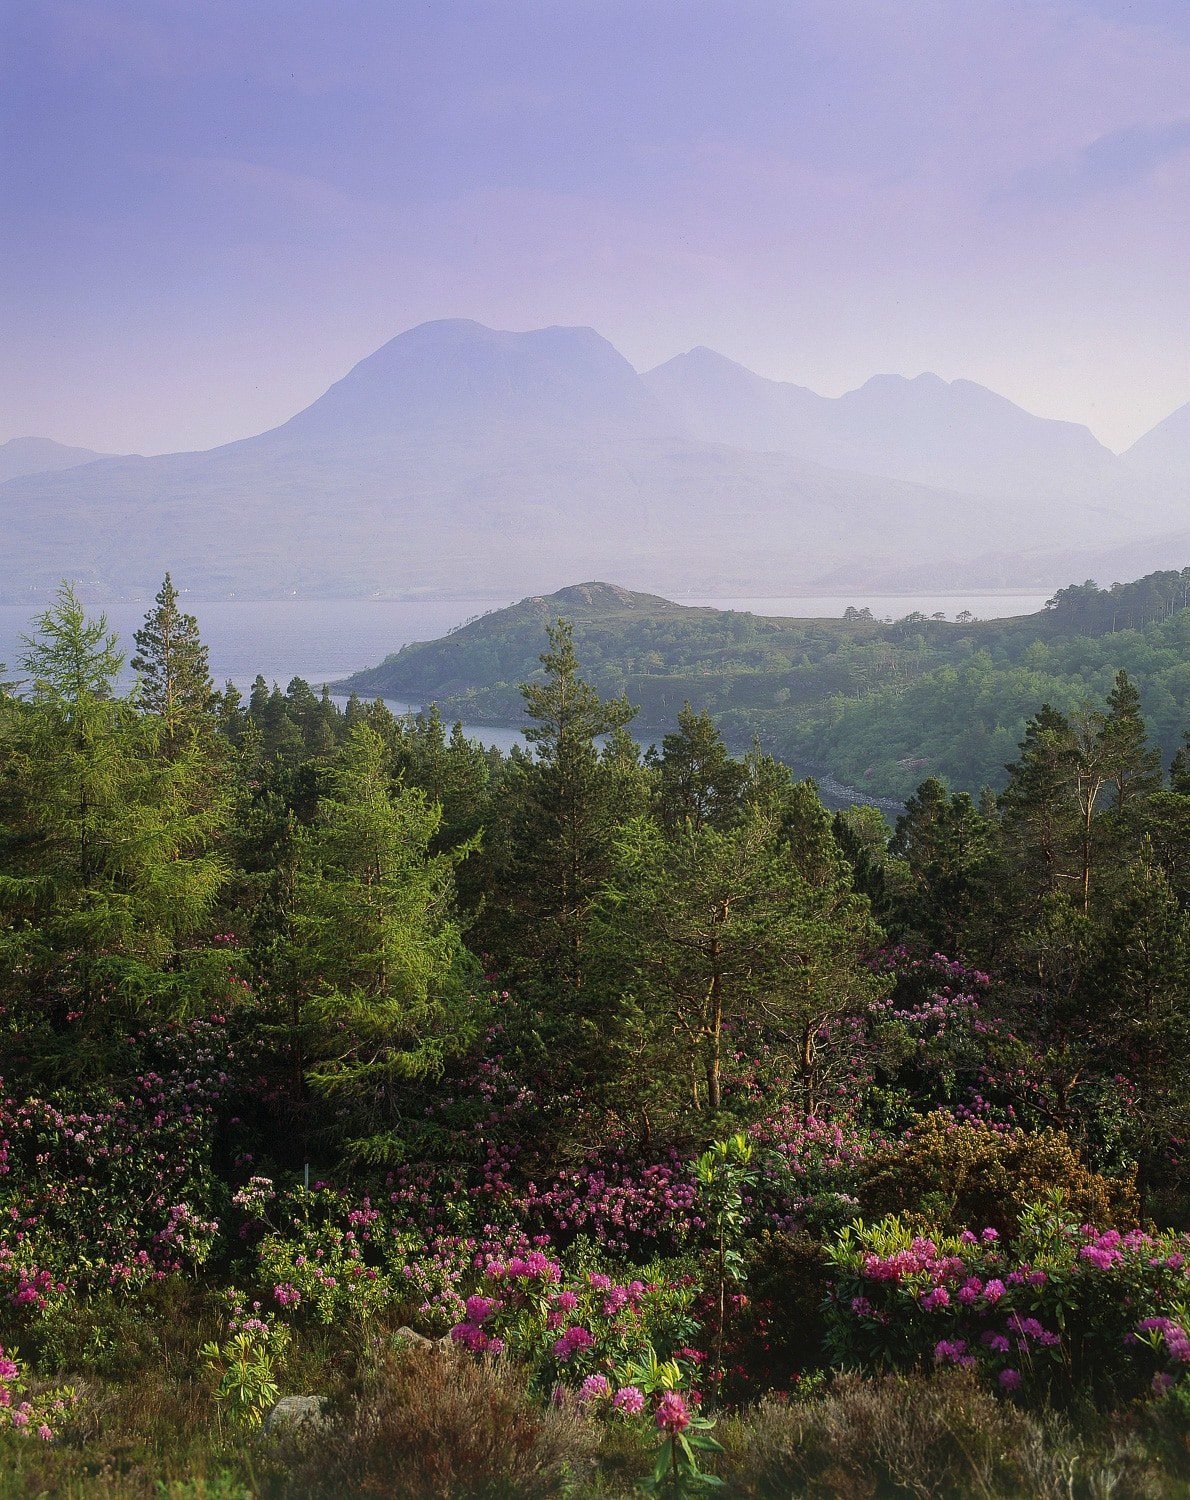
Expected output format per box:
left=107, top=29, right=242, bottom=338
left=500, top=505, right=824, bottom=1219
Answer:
left=345, top=569, right=1190, bottom=803
left=7, top=575, right=1190, bottom=1495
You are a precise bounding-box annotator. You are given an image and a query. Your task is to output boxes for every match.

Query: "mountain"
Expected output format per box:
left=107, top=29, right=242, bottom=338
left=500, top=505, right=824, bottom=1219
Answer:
left=0, top=319, right=1181, bottom=603
left=642, top=348, right=1124, bottom=500
left=1123, top=400, right=1190, bottom=483
left=0, top=436, right=111, bottom=483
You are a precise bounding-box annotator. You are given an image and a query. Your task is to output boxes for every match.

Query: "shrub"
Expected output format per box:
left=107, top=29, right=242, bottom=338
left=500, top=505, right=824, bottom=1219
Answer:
left=250, top=1182, right=392, bottom=1327
left=720, top=1371, right=1077, bottom=1500
left=0, top=1343, right=81, bottom=1441
left=290, top=1348, right=598, bottom=1499
left=825, top=1198, right=1190, bottom=1406
left=857, top=1113, right=1137, bottom=1238
left=447, top=1248, right=699, bottom=1399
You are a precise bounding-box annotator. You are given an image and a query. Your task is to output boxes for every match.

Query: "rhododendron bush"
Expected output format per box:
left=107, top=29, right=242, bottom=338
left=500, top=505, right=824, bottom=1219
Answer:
left=0, top=1016, right=260, bottom=1315
left=825, top=1196, right=1190, bottom=1404
left=447, top=1248, right=700, bottom=1398
left=0, top=1342, right=81, bottom=1440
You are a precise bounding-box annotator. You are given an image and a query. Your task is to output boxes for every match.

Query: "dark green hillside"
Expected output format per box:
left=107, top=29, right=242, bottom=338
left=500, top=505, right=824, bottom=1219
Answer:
left=337, top=569, right=1190, bottom=799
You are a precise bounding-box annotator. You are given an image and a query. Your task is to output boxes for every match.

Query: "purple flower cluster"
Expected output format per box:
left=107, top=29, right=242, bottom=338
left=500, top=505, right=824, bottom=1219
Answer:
left=834, top=1212, right=1190, bottom=1399
left=553, top=1325, right=595, bottom=1361
left=1139, top=1317, right=1190, bottom=1362
left=655, top=1390, right=690, bottom=1435
left=450, top=1292, right=505, bottom=1354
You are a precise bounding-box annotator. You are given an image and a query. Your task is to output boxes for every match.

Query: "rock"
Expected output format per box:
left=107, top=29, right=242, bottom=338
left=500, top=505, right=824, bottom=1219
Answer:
left=391, top=1325, right=435, bottom=1349
left=390, top=1326, right=457, bottom=1354
left=265, top=1395, right=326, bottom=1434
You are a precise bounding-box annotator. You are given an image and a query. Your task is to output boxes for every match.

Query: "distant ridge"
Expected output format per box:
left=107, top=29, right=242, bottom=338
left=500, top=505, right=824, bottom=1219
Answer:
left=0, top=436, right=111, bottom=484
left=3, top=319, right=1189, bottom=602
left=1123, top=400, right=1190, bottom=482
left=642, top=347, right=1123, bottom=500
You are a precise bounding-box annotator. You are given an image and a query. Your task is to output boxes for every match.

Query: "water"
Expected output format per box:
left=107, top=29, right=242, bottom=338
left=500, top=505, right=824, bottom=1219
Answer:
left=0, top=590, right=1049, bottom=757
left=702, top=592, right=1049, bottom=621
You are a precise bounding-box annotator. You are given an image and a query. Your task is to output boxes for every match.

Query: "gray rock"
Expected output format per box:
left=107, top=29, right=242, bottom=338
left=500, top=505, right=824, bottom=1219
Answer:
left=390, top=1326, right=457, bottom=1354
left=391, top=1325, right=434, bottom=1349
left=265, top=1395, right=326, bottom=1434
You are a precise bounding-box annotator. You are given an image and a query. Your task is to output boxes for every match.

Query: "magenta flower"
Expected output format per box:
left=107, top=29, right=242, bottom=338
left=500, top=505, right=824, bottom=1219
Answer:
left=553, top=1326, right=595, bottom=1361
left=656, top=1390, right=690, bottom=1435
left=614, top=1385, right=645, bottom=1415
left=464, top=1294, right=500, bottom=1324
left=998, top=1368, right=1021, bottom=1391
left=578, top=1374, right=610, bottom=1405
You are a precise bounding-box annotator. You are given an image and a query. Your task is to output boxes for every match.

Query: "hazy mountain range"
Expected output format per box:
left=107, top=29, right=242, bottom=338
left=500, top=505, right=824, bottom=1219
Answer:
left=3, top=319, right=1190, bottom=602
left=0, top=436, right=110, bottom=484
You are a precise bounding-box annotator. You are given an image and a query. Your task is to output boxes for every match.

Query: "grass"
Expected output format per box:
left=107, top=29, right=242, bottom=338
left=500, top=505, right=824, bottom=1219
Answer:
left=6, top=1295, right=1190, bottom=1498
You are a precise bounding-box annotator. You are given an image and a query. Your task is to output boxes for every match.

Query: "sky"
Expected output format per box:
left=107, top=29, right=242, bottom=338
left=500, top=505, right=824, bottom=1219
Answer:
left=5, top=0, right=1190, bottom=456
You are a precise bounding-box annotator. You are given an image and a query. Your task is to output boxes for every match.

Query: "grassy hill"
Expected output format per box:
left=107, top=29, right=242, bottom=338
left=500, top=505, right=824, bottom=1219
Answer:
left=337, top=571, right=1190, bottom=801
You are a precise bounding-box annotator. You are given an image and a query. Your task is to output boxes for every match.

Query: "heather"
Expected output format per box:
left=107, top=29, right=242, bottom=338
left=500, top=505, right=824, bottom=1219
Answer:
left=6, top=584, right=1190, bottom=1493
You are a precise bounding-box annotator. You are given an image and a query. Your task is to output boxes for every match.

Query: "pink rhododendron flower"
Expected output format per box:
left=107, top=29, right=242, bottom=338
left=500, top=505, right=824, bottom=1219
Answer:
left=656, top=1391, right=690, bottom=1435
left=614, top=1385, right=645, bottom=1415
left=553, top=1326, right=594, bottom=1361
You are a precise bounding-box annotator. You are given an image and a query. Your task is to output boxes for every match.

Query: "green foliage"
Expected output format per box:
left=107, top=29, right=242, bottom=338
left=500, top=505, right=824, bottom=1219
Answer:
left=595, top=792, right=883, bottom=1117
left=638, top=1406, right=724, bottom=1499
left=131, top=573, right=215, bottom=751
left=856, top=1113, right=1138, bottom=1238
left=0, top=582, right=229, bottom=1017
left=200, top=1331, right=281, bottom=1429
left=342, top=568, right=1190, bottom=802
left=696, top=1135, right=756, bottom=1401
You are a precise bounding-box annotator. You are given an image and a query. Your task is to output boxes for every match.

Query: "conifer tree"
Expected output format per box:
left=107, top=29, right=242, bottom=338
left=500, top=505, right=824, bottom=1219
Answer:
left=596, top=802, right=882, bottom=1115
left=131, top=574, right=213, bottom=750
left=0, top=583, right=226, bottom=1016
left=479, top=619, right=643, bottom=983
left=653, top=703, right=745, bottom=833
left=1102, top=669, right=1162, bottom=812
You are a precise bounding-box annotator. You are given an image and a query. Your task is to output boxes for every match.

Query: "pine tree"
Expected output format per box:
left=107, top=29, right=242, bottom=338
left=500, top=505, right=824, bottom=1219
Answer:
left=1000, top=704, right=1081, bottom=904
left=1102, top=670, right=1161, bottom=812
left=595, top=801, right=882, bottom=1115
left=653, top=703, right=745, bottom=833
left=131, top=574, right=213, bottom=751
left=479, top=619, right=642, bottom=983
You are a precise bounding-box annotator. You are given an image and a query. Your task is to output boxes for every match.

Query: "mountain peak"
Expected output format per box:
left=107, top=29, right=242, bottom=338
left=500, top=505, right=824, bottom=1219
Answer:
left=273, top=319, right=679, bottom=442
left=645, top=346, right=1118, bottom=497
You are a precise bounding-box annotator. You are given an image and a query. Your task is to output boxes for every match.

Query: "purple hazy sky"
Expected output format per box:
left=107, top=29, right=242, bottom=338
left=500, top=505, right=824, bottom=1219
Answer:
left=5, top=0, right=1190, bottom=455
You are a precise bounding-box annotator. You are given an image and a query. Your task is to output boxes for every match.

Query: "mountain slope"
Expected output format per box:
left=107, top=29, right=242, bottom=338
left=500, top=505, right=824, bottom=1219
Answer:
left=0, top=319, right=1176, bottom=602
left=1123, top=400, right=1190, bottom=482
left=643, top=347, right=1124, bottom=500
left=0, top=436, right=111, bottom=483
